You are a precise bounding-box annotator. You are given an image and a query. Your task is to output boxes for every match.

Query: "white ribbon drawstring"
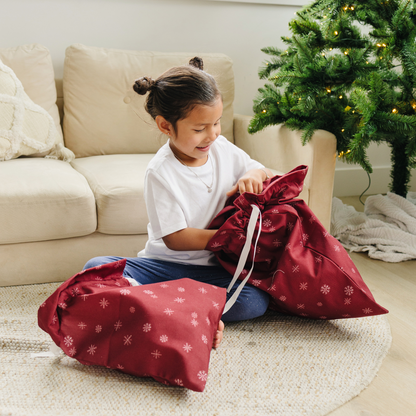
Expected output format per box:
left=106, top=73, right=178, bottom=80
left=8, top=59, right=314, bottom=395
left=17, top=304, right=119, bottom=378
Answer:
left=31, top=343, right=62, bottom=358
left=223, top=204, right=262, bottom=314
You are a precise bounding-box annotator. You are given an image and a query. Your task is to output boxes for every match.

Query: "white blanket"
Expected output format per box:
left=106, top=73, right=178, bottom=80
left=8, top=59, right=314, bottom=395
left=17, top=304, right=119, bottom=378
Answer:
left=331, top=192, right=416, bottom=262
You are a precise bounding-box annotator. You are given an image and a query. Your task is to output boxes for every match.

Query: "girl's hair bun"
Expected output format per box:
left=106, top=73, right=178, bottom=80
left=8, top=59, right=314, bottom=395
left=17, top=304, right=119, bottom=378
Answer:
left=189, top=57, right=204, bottom=71
left=133, top=77, right=156, bottom=95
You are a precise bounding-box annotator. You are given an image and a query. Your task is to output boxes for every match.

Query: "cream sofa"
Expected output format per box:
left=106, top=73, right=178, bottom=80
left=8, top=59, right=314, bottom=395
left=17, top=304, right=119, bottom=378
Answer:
left=0, top=43, right=337, bottom=287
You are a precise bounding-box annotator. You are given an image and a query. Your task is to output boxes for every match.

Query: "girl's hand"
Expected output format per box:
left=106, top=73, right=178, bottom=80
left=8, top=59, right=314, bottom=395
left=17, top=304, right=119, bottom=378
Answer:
left=226, top=168, right=271, bottom=197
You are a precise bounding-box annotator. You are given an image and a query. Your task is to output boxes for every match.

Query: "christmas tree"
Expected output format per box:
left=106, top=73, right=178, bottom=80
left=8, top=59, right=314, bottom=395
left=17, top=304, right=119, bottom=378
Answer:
left=249, top=0, right=416, bottom=197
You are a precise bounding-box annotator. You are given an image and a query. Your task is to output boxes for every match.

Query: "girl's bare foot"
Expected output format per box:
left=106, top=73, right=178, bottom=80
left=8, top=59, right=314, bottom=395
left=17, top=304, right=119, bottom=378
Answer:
left=212, top=320, right=224, bottom=348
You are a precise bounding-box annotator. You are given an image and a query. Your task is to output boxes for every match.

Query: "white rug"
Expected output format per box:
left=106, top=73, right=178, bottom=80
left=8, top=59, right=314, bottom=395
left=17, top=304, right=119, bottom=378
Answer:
left=0, top=282, right=392, bottom=416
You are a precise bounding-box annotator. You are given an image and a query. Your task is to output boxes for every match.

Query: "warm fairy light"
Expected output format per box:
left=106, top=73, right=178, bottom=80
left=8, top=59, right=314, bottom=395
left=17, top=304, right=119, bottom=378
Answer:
left=341, top=129, right=345, bottom=132
left=299, top=97, right=302, bottom=100
left=382, top=43, right=387, bottom=47
left=334, top=31, right=339, bottom=35
left=326, top=88, right=332, bottom=93
left=322, top=52, right=326, bottom=56
left=392, top=108, right=398, bottom=113
left=350, top=6, right=354, bottom=10
left=339, top=95, right=343, bottom=99
left=377, top=43, right=381, bottom=47
left=366, top=61, right=369, bottom=64
left=344, top=51, right=349, bottom=55
left=330, top=48, right=333, bottom=50
left=262, top=109, right=267, bottom=113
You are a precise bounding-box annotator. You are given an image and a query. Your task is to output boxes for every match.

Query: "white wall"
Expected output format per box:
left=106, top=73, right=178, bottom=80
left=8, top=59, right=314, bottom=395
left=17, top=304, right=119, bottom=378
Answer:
left=1, top=0, right=414, bottom=195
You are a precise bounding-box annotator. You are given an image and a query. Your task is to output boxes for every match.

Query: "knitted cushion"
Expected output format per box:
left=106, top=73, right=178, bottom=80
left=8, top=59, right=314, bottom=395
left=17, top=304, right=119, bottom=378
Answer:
left=0, top=60, right=74, bottom=161
left=38, top=259, right=226, bottom=392
left=208, top=165, right=388, bottom=320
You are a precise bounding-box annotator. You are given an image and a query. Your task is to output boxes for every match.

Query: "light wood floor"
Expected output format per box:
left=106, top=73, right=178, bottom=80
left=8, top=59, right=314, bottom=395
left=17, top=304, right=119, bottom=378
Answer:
left=329, top=196, right=416, bottom=416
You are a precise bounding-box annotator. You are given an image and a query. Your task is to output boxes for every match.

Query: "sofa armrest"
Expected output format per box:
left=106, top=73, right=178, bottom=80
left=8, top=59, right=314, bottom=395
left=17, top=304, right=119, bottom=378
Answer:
left=233, top=114, right=337, bottom=231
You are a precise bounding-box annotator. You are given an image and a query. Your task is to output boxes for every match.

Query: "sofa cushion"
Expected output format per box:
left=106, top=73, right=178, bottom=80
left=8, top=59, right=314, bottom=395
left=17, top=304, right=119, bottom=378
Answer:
left=0, top=44, right=63, bottom=147
left=0, top=159, right=96, bottom=245
left=0, top=60, right=74, bottom=162
left=63, top=44, right=235, bottom=158
left=71, top=154, right=154, bottom=235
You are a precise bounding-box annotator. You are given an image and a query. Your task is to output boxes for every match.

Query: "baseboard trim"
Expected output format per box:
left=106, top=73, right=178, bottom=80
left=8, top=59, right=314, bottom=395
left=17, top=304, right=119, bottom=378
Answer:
left=333, top=165, right=416, bottom=197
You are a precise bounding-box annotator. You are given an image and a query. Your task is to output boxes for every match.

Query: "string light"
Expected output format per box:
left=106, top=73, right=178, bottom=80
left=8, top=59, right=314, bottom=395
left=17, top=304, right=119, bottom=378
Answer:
left=344, top=51, right=349, bottom=55
left=392, top=108, right=398, bottom=113
left=334, top=31, right=338, bottom=35
left=326, top=87, right=332, bottom=93
left=339, top=95, right=343, bottom=99
left=262, top=109, right=267, bottom=113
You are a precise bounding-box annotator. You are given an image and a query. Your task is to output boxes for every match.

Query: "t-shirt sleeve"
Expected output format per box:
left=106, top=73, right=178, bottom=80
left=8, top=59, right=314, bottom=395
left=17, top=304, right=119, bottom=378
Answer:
left=144, top=169, right=188, bottom=240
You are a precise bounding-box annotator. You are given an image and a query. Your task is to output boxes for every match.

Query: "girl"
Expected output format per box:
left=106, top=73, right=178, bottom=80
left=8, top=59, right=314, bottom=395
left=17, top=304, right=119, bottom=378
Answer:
left=83, top=57, right=273, bottom=348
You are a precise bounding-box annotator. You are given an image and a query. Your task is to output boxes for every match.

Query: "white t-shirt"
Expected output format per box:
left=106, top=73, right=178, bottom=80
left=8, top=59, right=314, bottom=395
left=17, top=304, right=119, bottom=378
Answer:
left=138, top=135, right=264, bottom=265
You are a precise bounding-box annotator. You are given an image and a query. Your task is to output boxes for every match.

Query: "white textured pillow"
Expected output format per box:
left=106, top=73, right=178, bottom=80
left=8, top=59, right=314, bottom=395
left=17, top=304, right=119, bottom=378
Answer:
left=0, top=60, right=74, bottom=162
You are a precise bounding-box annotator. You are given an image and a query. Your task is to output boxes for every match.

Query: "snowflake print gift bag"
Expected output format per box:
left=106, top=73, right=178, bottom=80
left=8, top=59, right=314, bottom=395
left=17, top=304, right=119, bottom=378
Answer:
left=208, top=165, right=388, bottom=320
left=38, top=259, right=226, bottom=392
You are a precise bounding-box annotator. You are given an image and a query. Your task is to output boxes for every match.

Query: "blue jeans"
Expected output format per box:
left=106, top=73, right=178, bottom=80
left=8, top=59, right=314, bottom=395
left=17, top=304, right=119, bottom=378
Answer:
left=83, top=256, right=270, bottom=323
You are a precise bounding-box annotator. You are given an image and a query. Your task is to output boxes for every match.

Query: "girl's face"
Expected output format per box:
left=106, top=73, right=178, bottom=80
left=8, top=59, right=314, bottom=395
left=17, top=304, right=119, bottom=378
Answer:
left=166, top=98, right=223, bottom=167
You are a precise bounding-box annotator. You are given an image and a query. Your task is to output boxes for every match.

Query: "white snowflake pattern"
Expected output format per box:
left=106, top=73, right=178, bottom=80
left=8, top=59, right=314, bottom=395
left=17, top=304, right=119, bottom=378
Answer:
left=174, top=297, right=185, bottom=303
left=351, top=268, right=356, bottom=274
left=319, top=316, right=327, bottom=320
left=151, top=295, right=158, bottom=299
left=252, top=279, right=261, bottom=287
left=344, top=286, right=354, bottom=296
left=279, top=296, right=287, bottom=302
left=268, top=285, right=276, bottom=292
left=292, top=265, right=300, bottom=273
left=78, top=322, right=87, bottom=330
left=210, top=242, right=221, bottom=248
left=64, top=336, right=73, bottom=347
left=114, top=320, right=123, bottom=331
left=363, top=308, right=373, bottom=314
left=309, top=215, right=316, bottom=223
left=315, top=256, right=322, bottom=263
left=52, top=315, right=58, bottom=324
left=178, top=287, right=185, bottom=292
left=323, top=231, right=329, bottom=237
left=99, top=298, right=109, bottom=309
left=94, top=276, right=103, bottom=280
left=123, top=335, right=133, bottom=346
left=197, top=371, right=208, bottom=381
left=160, top=335, right=168, bottom=343
left=297, top=304, right=305, bottom=309
left=175, top=379, right=184, bottom=386
left=151, top=350, right=162, bottom=359
left=299, top=282, right=308, bottom=291
left=120, top=289, right=131, bottom=295
left=206, top=317, right=211, bottom=325
left=212, top=301, right=220, bottom=310
left=58, top=302, right=67, bottom=310
left=95, top=283, right=106, bottom=288
left=317, top=302, right=323, bottom=307
left=237, top=234, right=245, bottom=240
left=130, top=307, right=136, bottom=313
left=191, top=319, right=199, bottom=327
left=117, top=364, right=125, bottom=370
left=342, top=314, right=351, bottom=318
left=333, top=244, right=341, bottom=252
left=198, top=287, right=208, bottom=294
left=285, top=243, right=291, bottom=251
left=302, top=233, right=309, bottom=242
left=143, top=290, right=154, bottom=295
left=87, top=345, right=97, bottom=355
left=68, top=347, right=77, bottom=357
left=263, top=219, right=272, bottom=227
left=81, top=294, right=88, bottom=302
left=95, top=325, right=102, bottom=333
left=183, top=343, right=193, bottom=353
left=287, top=222, right=294, bottom=231
left=164, top=308, right=174, bottom=316
left=320, top=285, right=331, bottom=295
left=191, top=312, right=198, bottom=319
left=71, top=288, right=80, bottom=297
left=143, top=323, right=152, bottom=332
left=201, top=335, right=208, bottom=344
left=344, top=298, right=352, bottom=305
left=160, top=283, right=169, bottom=288
left=40, top=302, right=46, bottom=308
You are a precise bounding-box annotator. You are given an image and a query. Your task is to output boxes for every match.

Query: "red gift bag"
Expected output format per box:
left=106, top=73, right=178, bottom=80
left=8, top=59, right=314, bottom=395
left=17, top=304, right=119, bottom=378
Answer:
left=38, top=259, right=226, bottom=392
left=208, top=165, right=388, bottom=320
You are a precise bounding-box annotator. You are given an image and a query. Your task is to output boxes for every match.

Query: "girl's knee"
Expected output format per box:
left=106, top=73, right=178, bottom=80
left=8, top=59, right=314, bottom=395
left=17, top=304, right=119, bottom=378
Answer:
left=83, top=256, right=115, bottom=271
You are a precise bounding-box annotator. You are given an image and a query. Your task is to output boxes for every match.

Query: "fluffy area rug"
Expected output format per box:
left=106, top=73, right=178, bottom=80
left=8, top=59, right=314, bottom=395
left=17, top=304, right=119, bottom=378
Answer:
left=0, top=282, right=392, bottom=416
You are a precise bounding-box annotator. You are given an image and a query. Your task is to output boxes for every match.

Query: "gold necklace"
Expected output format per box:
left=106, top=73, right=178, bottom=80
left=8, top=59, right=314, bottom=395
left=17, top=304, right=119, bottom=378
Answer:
left=174, top=154, right=214, bottom=193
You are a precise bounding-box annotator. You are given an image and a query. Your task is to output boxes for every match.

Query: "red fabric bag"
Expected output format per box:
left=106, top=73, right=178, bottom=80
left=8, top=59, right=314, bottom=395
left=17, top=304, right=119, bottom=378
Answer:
left=38, top=259, right=226, bottom=392
left=208, top=165, right=388, bottom=320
